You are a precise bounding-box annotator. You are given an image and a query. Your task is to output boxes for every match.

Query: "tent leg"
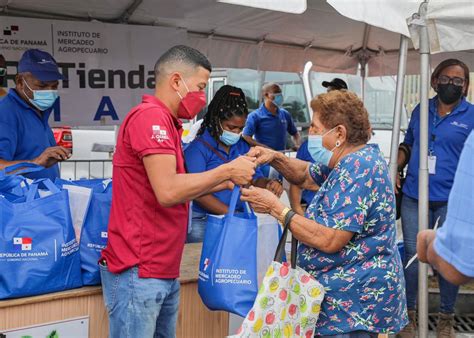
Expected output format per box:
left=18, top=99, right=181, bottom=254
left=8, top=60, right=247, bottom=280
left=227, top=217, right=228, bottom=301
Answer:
left=389, top=36, right=409, bottom=189
left=418, top=2, right=430, bottom=337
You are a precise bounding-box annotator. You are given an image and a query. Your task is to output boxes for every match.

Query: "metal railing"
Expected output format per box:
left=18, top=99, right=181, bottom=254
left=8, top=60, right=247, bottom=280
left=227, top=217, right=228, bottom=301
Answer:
left=59, top=160, right=113, bottom=180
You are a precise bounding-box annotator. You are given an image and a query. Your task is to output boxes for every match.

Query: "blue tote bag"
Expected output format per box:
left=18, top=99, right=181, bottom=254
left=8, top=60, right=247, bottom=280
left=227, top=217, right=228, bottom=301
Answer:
left=0, top=179, right=82, bottom=299
left=56, top=179, right=112, bottom=285
left=0, top=162, right=44, bottom=200
left=198, top=187, right=258, bottom=317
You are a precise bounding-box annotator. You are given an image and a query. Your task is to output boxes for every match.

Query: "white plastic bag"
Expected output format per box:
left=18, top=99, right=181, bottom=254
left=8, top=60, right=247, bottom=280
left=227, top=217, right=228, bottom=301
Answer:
left=256, top=213, right=282, bottom=286
left=63, top=184, right=93, bottom=241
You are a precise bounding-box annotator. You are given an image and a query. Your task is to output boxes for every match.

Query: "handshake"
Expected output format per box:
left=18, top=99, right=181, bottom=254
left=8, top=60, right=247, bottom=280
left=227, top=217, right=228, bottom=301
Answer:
left=223, top=146, right=278, bottom=186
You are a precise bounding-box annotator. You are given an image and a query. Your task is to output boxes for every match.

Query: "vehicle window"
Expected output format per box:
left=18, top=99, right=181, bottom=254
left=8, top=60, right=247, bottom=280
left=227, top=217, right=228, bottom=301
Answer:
left=264, top=71, right=309, bottom=125
left=226, top=68, right=261, bottom=111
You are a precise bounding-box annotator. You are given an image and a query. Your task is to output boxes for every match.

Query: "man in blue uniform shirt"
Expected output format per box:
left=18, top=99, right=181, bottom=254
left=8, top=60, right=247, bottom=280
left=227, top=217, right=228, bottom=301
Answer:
left=243, top=82, right=300, bottom=151
left=0, top=49, right=70, bottom=180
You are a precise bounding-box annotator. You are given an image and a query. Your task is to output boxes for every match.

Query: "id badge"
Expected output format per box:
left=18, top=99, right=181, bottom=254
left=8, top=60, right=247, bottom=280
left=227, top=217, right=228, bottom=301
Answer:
left=428, top=155, right=437, bottom=175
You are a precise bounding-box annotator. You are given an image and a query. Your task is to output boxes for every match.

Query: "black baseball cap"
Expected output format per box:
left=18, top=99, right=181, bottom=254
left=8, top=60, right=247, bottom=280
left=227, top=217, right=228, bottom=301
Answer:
left=322, top=78, right=348, bottom=90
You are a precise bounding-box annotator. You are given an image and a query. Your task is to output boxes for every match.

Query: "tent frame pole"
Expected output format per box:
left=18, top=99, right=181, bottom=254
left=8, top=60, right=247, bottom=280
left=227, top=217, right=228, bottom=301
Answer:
left=389, top=36, right=409, bottom=189
left=417, top=2, right=430, bottom=337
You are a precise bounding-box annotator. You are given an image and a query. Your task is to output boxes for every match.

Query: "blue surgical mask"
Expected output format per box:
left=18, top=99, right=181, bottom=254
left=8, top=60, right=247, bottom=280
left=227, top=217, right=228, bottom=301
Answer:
left=23, top=79, right=59, bottom=111
left=307, top=127, right=337, bottom=166
left=272, top=93, right=284, bottom=107
left=220, top=129, right=241, bottom=146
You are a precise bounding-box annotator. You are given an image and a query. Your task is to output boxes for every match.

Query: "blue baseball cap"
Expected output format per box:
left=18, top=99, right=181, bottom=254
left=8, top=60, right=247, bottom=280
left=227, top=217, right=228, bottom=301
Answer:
left=18, top=49, right=66, bottom=81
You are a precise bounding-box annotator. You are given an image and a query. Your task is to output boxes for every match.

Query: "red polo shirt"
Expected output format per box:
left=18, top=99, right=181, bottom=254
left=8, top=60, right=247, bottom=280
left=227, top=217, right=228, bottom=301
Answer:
left=101, top=95, right=188, bottom=279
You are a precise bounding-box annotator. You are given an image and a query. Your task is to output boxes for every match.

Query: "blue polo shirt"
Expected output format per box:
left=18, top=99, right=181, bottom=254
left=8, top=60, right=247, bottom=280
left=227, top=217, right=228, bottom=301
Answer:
left=295, top=140, right=317, bottom=204
left=434, top=131, right=474, bottom=277
left=0, top=89, right=59, bottom=181
left=184, top=128, right=264, bottom=214
left=243, top=104, right=298, bottom=150
left=403, top=96, right=474, bottom=201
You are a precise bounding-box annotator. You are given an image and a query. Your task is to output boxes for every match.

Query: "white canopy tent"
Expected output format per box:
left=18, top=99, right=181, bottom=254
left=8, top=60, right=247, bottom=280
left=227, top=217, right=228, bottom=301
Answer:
left=1, top=0, right=473, bottom=76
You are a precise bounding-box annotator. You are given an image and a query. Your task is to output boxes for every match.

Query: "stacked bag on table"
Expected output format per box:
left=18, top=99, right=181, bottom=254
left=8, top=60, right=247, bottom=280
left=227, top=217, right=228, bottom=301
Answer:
left=0, top=163, right=112, bottom=300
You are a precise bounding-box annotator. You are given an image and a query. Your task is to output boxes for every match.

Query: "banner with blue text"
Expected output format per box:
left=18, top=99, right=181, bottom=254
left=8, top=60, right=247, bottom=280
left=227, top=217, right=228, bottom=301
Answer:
left=0, top=17, right=187, bottom=126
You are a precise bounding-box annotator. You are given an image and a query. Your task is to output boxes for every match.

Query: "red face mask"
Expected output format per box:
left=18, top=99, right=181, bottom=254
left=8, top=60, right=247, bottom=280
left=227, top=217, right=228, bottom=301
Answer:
left=176, top=77, right=207, bottom=119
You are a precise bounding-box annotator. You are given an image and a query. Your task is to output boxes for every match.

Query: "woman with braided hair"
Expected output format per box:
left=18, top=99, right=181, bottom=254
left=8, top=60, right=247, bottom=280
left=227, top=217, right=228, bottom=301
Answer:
left=184, top=85, right=284, bottom=243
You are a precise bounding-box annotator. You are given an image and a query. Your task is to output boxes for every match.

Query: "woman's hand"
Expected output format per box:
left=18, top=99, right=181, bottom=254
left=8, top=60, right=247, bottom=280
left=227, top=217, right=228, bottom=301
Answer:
left=266, top=179, right=283, bottom=197
left=247, top=146, right=277, bottom=166
left=241, top=186, right=285, bottom=215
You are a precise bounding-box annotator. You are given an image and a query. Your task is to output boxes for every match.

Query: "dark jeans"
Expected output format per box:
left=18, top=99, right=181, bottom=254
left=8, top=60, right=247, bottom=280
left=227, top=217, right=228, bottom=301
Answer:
left=401, top=195, right=459, bottom=313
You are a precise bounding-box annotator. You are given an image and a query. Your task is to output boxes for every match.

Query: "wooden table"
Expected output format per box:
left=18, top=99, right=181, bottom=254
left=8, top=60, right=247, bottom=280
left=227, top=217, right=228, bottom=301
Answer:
left=0, top=243, right=229, bottom=338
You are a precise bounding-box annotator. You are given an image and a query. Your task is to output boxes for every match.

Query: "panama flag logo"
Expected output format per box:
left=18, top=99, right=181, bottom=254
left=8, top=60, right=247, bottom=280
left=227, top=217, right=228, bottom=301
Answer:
left=203, top=258, right=211, bottom=271
left=13, top=237, right=32, bottom=251
left=101, top=231, right=108, bottom=239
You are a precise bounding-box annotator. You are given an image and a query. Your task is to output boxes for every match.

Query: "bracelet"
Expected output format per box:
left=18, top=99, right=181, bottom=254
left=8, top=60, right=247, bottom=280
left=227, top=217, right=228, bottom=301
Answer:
left=278, top=207, right=291, bottom=225
left=284, top=210, right=297, bottom=229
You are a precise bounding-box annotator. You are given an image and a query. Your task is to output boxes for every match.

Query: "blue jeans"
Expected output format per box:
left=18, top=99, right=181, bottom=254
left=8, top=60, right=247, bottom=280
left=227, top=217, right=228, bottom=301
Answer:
left=99, top=264, right=180, bottom=338
left=316, top=331, right=378, bottom=338
left=401, top=195, right=459, bottom=313
left=186, top=211, right=208, bottom=243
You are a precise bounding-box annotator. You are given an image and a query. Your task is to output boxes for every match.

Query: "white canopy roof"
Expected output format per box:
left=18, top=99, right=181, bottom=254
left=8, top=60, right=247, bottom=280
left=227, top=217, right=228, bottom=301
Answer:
left=328, top=0, right=474, bottom=54
left=1, top=0, right=473, bottom=75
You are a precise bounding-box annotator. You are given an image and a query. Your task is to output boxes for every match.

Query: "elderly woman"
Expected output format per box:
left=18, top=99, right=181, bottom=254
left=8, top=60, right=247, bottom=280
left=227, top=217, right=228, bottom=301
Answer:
left=242, top=90, right=408, bottom=337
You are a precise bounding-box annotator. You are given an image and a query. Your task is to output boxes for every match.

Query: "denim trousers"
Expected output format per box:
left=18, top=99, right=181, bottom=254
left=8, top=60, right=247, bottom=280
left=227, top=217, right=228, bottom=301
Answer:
left=186, top=211, right=208, bottom=243
left=99, top=264, right=180, bottom=338
left=401, top=195, right=459, bottom=313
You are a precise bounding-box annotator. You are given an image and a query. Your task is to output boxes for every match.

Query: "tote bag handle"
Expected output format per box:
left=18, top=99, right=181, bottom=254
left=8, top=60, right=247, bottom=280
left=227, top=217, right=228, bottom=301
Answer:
left=227, top=186, right=255, bottom=218
left=0, top=163, right=44, bottom=192
left=273, top=220, right=298, bottom=269
left=2, top=162, right=44, bottom=176
left=26, top=178, right=61, bottom=202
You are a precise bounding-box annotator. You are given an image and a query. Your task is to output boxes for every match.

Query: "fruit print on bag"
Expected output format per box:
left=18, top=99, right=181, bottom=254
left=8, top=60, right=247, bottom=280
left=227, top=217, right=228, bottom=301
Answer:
left=229, top=261, right=325, bottom=338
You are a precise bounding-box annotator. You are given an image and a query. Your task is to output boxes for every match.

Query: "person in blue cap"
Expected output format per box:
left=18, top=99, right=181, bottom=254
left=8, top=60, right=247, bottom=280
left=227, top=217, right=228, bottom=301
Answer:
left=0, top=49, right=70, bottom=180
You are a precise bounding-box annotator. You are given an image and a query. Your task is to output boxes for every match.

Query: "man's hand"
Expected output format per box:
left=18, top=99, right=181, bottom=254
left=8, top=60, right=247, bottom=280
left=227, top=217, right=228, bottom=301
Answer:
left=266, top=179, right=283, bottom=197
left=224, top=156, right=256, bottom=186
left=33, top=146, right=71, bottom=168
left=247, top=146, right=277, bottom=166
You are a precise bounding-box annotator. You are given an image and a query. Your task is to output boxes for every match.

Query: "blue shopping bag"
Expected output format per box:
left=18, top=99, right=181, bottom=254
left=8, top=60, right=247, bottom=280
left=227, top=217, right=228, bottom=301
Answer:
left=198, top=187, right=258, bottom=317
left=56, top=179, right=112, bottom=285
left=0, top=179, right=82, bottom=299
left=0, top=162, right=44, bottom=199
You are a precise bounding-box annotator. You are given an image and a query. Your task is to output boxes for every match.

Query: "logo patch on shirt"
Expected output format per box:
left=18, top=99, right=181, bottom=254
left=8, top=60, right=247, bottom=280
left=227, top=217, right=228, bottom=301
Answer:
left=450, top=121, right=469, bottom=130
left=151, top=125, right=169, bottom=142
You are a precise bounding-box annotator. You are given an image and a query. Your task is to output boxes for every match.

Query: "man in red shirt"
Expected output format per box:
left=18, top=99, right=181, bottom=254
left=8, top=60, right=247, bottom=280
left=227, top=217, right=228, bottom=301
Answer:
left=99, top=45, right=256, bottom=337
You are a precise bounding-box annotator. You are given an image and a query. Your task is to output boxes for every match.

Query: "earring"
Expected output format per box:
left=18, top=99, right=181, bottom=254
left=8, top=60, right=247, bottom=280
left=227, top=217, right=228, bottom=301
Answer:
left=335, top=140, right=341, bottom=147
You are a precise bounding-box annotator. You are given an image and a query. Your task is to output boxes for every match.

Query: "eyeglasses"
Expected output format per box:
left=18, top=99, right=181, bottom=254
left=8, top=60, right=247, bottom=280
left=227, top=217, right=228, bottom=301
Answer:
left=437, top=75, right=465, bottom=86
left=0, top=68, right=6, bottom=76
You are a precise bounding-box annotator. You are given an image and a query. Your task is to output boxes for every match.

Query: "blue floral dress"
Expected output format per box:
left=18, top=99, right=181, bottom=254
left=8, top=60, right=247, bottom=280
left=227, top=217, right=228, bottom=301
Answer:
left=298, top=144, right=408, bottom=335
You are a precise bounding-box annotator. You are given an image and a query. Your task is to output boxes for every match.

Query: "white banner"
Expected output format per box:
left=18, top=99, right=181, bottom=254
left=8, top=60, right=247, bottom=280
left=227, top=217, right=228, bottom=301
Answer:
left=0, top=17, right=187, bottom=126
